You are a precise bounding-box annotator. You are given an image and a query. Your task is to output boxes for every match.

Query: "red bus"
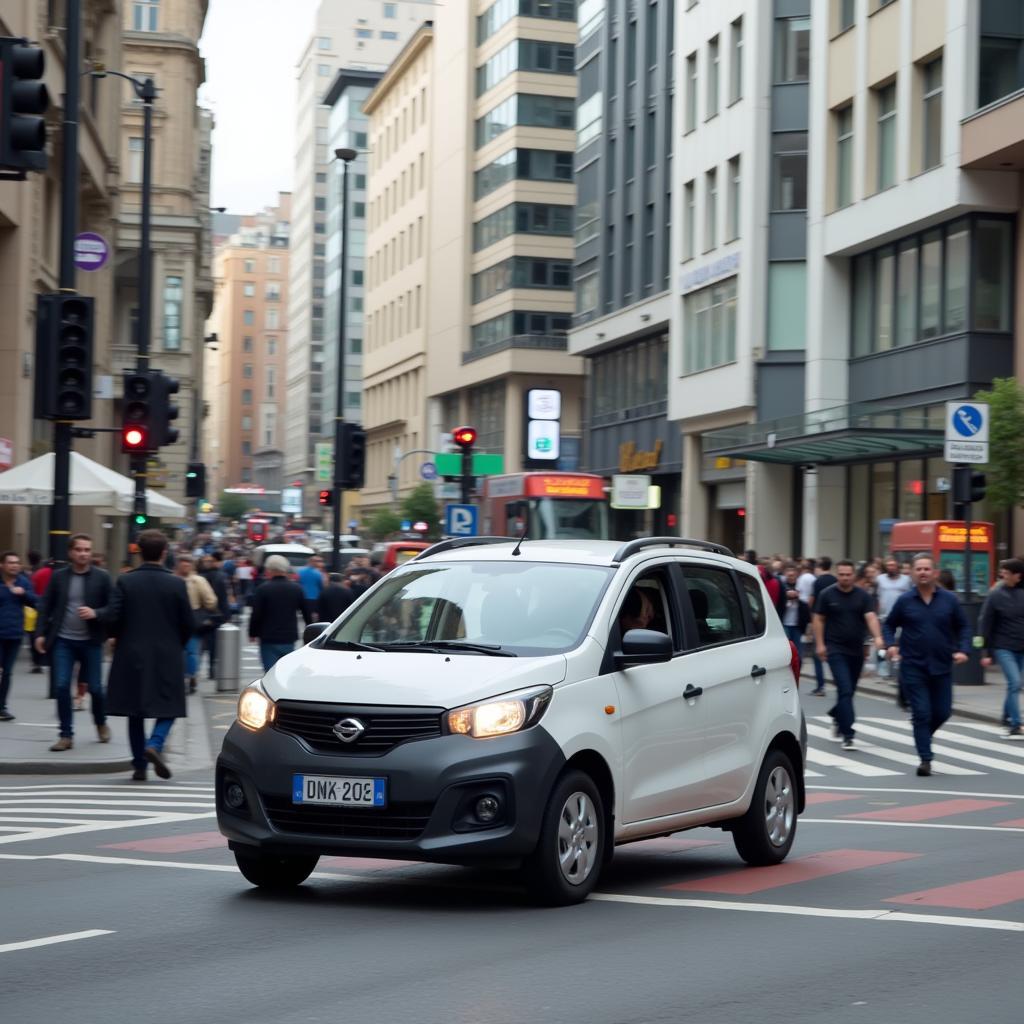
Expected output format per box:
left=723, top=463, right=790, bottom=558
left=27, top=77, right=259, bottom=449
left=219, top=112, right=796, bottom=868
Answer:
left=889, top=520, right=996, bottom=594
left=481, top=473, right=609, bottom=540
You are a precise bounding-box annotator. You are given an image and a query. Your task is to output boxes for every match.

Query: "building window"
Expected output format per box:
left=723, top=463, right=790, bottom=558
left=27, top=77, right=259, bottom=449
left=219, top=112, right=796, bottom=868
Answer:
left=685, top=52, right=698, bottom=132
left=775, top=17, right=810, bottom=83
left=727, top=156, right=740, bottom=241
left=471, top=257, right=573, bottom=303
left=979, top=5, right=1024, bottom=109
left=132, top=0, right=159, bottom=32
left=127, top=137, right=143, bottom=182
left=578, top=0, right=605, bottom=42
left=767, top=263, right=806, bottom=350
left=241, top=416, right=252, bottom=431
left=975, top=218, right=1013, bottom=331
left=163, top=276, right=182, bottom=350
left=318, top=64, right=331, bottom=76
left=704, top=168, right=718, bottom=251
left=471, top=310, right=571, bottom=351
left=242, top=389, right=252, bottom=406
left=477, top=0, right=576, bottom=44
left=475, top=94, right=575, bottom=148
left=381, top=31, right=398, bottom=40
left=577, top=92, right=603, bottom=147
left=684, top=277, right=737, bottom=374
left=683, top=180, right=695, bottom=261
left=771, top=132, right=807, bottom=211
left=267, top=337, right=277, bottom=356
left=243, top=281, right=255, bottom=297
left=875, top=82, right=897, bottom=191
left=837, top=0, right=855, bottom=32
left=317, top=36, right=331, bottom=50
left=474, top=148, right=573, bottom=198
left=474, top=202, right=574, bottom=251
left=476, top=39, right=576, bottom=96
left=266, top=368, right=276, bottom=400
left=730, top=18, right=743, bottom=104
left=243, top=336, right=253, bottom=353
left=896, top=239, right=918, bottom=347
left=265, top=282, right=280, bottom=301
left=244, top=259, right=255, bottom=273
left=268, top=256, right=280, bottom=274
left=835, top=104, right=854, bottom=208
left=922, top=57, right=943, bottom=171
left=243, top=310, right=254, bottom=326
left=243, top=363, right=253, bottom=379
left=706, top=37, right=719, bottom=119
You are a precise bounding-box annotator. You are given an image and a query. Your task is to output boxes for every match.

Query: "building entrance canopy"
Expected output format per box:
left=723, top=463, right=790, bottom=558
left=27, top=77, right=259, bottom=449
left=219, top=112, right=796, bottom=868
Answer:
left=703, top=402, right=944, bottom=466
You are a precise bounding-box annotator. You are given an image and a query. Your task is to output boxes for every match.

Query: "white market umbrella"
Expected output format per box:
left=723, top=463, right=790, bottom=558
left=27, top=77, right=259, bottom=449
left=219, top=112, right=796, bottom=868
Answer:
left=0, top=451, right=186, bottom=518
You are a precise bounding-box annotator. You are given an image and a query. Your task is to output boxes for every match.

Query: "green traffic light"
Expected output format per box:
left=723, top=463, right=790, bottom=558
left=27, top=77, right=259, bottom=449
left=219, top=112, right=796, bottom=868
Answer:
left=134, top=514, right=148, bottom=526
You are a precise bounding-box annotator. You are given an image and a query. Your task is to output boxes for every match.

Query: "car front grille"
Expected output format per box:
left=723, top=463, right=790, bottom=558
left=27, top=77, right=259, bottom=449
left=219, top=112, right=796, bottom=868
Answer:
left=262, top=794, right=434, bottom=840
left=273, top=701, right=443, bottom=756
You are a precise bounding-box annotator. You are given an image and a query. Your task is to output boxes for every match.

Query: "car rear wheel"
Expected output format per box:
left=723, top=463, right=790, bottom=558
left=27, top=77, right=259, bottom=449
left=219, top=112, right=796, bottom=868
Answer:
left=731, top=750, right=797, bottom=866
left=234, top=849, right=320, bottom=889
left=525, top=769, right=605, bottom=906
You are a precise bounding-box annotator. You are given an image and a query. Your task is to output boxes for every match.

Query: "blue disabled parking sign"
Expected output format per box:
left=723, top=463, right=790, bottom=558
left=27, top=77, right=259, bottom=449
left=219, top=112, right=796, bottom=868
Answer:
left=444, top=503, right=478, bottom=537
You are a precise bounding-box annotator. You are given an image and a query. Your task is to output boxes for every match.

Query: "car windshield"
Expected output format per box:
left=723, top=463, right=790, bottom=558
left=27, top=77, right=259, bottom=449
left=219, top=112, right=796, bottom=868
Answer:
left=324, top=560, right=614, bottom=655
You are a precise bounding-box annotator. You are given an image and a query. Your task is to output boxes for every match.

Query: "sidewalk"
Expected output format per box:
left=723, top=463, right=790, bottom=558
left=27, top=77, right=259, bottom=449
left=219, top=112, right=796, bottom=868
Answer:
left=800, top=661, right=1008, bottom=725
left=0, top=647, right=216, bottom=775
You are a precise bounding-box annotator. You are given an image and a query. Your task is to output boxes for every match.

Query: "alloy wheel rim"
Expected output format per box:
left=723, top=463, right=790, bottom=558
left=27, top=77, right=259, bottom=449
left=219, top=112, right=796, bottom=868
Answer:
left=764, top=765, right=794, bottom=847
left=556, top=790, right=599, bottom=886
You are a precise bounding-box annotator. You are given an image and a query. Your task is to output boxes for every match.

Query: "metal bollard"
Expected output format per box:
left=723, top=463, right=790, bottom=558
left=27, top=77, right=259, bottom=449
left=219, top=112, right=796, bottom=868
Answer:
left=216, top=623, right=242, bottom=692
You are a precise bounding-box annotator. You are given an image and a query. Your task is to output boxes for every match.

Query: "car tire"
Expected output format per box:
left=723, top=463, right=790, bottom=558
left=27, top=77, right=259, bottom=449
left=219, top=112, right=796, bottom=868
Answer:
left=525, top=769, right=605, bottom=906
left=234, top=849, right=320, bottom=889
left=731, top=749, right=798, bottom=866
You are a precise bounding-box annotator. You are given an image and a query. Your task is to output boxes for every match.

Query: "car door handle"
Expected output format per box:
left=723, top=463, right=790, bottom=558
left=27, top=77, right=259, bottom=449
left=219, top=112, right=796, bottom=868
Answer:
left=683, top=684, right=703, bottom=699
left=750, top=665, right=767, bottom=678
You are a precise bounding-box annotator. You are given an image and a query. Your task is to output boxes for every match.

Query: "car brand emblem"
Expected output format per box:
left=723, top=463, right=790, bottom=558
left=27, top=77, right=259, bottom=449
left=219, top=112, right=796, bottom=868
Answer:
left=333, top=717, right=365, bottom=743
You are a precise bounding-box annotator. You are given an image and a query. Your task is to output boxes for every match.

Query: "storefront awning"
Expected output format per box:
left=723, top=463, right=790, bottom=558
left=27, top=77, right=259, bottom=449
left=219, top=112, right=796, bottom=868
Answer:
left=702, top=403, right=945, bottom=466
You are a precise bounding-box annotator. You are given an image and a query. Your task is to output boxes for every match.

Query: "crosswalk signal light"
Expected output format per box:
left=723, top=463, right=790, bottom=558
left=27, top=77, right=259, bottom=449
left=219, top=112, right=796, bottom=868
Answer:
left=0, top=38, right=50, bottom=176
left=318, top=489, right=332, bottom=507
left=122, top=371, right=154, bottom=453
left=185, top=462, right=205, bottom=498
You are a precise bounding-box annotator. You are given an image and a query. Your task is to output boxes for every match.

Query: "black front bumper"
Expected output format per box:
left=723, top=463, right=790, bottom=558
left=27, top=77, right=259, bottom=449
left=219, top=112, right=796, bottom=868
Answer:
left=216, top=719, right=566, bottom=866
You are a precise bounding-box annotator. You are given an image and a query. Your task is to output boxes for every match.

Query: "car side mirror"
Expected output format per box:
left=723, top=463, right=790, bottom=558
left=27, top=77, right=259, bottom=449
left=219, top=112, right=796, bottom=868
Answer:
left=303, top=622, right=329, bottom=645
left=616, top=628, right=673, bottom=667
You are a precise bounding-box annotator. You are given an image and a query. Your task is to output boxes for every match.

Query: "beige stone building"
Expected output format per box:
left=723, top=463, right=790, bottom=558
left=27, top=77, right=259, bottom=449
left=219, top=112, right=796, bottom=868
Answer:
left=0, top=0, right=125, bottom=557
left=113, top=0, right=212, bottom=512
left=206, top=196, right=290, bottom=497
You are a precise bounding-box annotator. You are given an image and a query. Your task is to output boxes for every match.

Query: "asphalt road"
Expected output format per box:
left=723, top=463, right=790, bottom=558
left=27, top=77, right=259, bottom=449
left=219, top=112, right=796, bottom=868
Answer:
left=1, top=689, right=1022, bottom=1024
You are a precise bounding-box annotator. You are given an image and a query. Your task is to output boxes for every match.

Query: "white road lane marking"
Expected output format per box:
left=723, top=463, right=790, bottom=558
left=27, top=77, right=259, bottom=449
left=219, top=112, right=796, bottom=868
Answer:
left=806, top=747, right=900, bottom=776
left=861, top=717, right=1024, bottom=758
left=805, top=723, right=982, bottom=775
left=806, top=784, right=1024, bottom=799
left=0, top=813, right=215, bottom=846
left=804, top=769, right=824, bottom=778
left=588, top=893, right=1024, bottom=932
left=0, top=930, right=115, bottom=954
left=0, top=799, right=213, bottom=809
left=802, top=818, right=1024, bottom=833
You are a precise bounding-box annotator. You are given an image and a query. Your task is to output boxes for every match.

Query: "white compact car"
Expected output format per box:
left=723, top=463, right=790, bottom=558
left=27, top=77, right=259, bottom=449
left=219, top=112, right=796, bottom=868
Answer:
left=217, top=537, right=806, bottom=905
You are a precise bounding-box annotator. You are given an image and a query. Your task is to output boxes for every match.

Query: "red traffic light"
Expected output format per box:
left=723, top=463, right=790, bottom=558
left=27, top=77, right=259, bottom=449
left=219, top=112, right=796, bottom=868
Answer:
left=122, top=425, right=147, bottom=452
left=452, top=426, right=477, bottom=450
left=318, top=489, right=332, bottom=506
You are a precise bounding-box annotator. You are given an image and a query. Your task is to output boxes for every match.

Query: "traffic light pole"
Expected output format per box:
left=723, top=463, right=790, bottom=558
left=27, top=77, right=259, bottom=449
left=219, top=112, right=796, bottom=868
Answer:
left=960, top=463, right=973, bottom=605
left=49, top=0, right=82, bottom=563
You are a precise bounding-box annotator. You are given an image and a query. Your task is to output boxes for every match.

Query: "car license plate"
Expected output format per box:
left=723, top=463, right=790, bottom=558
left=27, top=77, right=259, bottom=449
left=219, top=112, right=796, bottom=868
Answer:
left=292, top=774, right=386, bottom=807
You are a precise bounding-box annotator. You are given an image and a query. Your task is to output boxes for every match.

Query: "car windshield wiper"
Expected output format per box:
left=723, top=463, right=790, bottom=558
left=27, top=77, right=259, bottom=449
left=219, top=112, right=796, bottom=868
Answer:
left=322, top=639, right=385, bottom=653
left=379, top=640, right=517, bottom=657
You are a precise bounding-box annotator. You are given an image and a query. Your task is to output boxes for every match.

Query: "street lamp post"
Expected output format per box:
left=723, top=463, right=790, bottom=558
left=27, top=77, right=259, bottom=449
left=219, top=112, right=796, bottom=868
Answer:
left=330, top=146, right=357, bottom=573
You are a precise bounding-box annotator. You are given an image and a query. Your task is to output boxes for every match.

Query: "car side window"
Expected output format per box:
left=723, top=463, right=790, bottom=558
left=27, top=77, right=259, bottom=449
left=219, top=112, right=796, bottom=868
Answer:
left=615, top=570, right=676, bottom=648
left=739, top=573, right=766, bottom=636
left=681, top=565, right=747, bottom=647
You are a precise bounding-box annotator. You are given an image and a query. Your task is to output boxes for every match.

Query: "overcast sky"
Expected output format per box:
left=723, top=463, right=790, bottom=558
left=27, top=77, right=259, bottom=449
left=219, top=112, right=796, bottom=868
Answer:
left=199, top=0, right=320, bottom=214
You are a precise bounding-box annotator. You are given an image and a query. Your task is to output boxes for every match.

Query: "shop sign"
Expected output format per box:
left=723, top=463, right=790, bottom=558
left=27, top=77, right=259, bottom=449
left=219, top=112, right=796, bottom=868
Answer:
left=678, top=251, right=740, bottom=294
left=611, top=474, right=653, bottom=509
left=619, top=440, right=663, bottom=473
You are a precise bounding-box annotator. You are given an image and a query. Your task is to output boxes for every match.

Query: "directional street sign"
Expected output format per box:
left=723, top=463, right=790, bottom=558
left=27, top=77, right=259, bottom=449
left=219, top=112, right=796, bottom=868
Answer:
left=944, top=401, right=989, bottom=465
left=434, top=452, right=505, bottom=477
left=444, top=503, right=478, bottom=537
left=420, top=461, right=438, bottom=481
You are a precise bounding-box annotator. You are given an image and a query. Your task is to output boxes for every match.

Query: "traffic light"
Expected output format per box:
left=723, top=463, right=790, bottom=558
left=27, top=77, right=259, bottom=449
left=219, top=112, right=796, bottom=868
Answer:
left=34, top=294, right=94, bottom=421
left=318, top=489, right=332, bottom=507
left=150, top=372, right=180, bottom=447
left=952, top=466, right=987, bottom=505
left=133, top=512, right=149, bottom=527
left=452, top=425, right=476, bottom=503
left=453, top=426, right=477, bottom=452
left=339, top=422, right=366, bottom=490
left=122, top=370, right=154, bottom=453
left=0, top=38, right=49, bottom=175
left=185, top=462, right=206, bottom=499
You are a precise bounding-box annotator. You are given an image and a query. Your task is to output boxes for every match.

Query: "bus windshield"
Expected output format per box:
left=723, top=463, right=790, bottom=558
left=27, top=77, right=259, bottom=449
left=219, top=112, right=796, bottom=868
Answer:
left=531, top=498, right=609, bottom=540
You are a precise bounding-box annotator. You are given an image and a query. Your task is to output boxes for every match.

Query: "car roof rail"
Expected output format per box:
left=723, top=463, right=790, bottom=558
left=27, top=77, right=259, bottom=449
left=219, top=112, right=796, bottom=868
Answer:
left=612, top=536, right=735, bottom=563
left=412, top=536, right=518, bottom=560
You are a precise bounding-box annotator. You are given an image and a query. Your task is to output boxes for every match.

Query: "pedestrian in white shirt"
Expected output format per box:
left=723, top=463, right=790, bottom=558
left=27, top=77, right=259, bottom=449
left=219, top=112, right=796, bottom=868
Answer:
left=876, top=557, right=912, bottom=680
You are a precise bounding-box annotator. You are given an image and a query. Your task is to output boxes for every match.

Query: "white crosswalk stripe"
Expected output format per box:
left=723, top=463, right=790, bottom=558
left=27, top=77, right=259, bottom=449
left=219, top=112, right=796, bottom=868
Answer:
left=807, top=715, right=1024, bottom=778
left=0, top=784, right=215, bottom=845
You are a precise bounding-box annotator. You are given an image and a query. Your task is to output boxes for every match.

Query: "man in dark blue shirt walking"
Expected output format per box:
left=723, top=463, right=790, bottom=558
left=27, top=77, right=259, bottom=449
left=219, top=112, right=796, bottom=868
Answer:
left=883, top=553, right=970, bottom=776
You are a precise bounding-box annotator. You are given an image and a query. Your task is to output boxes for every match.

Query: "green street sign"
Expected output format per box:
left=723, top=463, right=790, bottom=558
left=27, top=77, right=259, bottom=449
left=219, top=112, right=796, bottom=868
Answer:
left=434, top=452, right=505, bottom=476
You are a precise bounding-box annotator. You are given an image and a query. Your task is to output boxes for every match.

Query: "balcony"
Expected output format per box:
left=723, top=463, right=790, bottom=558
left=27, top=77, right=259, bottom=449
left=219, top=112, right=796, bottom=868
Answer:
left=962, top=87, right=1024, bottom=170
left=461, top=333, right=568, bottom=364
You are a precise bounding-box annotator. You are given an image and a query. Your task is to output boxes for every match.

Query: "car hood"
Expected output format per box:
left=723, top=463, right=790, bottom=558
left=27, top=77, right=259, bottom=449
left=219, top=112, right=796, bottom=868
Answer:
left=261, top=646, right=568, bottom=708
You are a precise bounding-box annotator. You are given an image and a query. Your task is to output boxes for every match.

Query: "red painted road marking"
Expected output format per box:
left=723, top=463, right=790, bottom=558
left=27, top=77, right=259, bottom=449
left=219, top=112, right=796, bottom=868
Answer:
left=664, top=849, right=921, bottom=895
left=844, top=798, right=1009, bottom=822
left=626, top=837, right=722, bottom=852
left=804, top=792, right=861, bottom=807
left=101, top=832, right=226, bottom=854
left=886, top=870, right=1024, bottom=911
left=997, top=818, right=1024, bottom=828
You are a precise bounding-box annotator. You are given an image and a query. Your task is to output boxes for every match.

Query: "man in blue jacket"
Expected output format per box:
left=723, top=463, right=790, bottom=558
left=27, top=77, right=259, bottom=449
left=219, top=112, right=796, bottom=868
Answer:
left=884, top=552, right=970, bottom=776
left=0, top=551, right=37, bottom=722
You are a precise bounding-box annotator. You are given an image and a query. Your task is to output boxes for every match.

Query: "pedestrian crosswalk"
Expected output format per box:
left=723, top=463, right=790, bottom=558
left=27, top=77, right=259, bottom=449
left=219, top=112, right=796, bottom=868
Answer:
left=0, top=783, right=215, bottom=845
left=806, top=715, right=1024, bottom=778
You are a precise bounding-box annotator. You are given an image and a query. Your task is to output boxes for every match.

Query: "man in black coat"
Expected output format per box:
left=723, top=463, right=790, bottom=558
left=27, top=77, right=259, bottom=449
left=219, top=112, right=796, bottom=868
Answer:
left=249, top=555, right=308, bottom=671
left=317, top=573, right=356, bottom=622
left=84, top=529, right=192, bottom=782
left=35, top=534, right=112, bottom=751
left=199, top=554, right=231, bottom=679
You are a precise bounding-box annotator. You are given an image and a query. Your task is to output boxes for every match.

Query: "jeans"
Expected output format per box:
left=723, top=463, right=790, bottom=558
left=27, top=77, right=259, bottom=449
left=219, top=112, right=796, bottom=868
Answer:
left=0, top=637, right=20, bottom=711
left=260, top=642, right=294, bottom=671
left=827, top=652, right=864, bottom=740
left=993, top=648, right=1024, bottom=730
left=811, top=646, right=827, bottom=692
left=784, top=625, right=804, bottom=674
left=52, top=637, right=105, bottom=738
left=184, top=636, right=200, bottom=678
left=127, top=716, right=174, bottom=771
left=204, top=630, right=218, bottom=679
left=900, top=665, right=953, bottom=762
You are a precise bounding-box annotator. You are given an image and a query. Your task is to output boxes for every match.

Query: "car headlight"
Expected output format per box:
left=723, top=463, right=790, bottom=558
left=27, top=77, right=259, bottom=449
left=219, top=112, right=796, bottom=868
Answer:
left=237, top=680, right=275, bottom=731
left=446, top=685, right=552, bottom=739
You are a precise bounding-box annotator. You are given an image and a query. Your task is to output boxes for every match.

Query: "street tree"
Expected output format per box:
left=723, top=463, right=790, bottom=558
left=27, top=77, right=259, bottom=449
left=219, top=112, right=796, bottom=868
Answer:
left=401, top=484, right=441, bottom=539
left=974, top=377, right=1024, bottom=511
left=365, top=509, right=403, bottom=540
left=218, top=490, right=248, bottom=520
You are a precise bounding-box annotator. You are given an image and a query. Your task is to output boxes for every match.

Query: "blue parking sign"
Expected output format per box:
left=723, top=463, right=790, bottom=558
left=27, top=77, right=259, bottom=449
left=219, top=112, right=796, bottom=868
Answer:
left=444, top=504, right=478, bottom=537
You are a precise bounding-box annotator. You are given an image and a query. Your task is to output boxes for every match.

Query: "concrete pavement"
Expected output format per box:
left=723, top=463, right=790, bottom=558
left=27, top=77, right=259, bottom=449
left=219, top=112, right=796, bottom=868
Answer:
left=0, top=646, right=217, bottom=775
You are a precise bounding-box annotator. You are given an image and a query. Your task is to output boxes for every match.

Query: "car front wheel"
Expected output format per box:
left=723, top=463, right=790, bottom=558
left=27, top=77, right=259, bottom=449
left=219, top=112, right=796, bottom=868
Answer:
left=234, top=849, right=320, bottom=889
left=525, top=769, right=605, bottom=906
left=731, top=750, right=797, bottom=866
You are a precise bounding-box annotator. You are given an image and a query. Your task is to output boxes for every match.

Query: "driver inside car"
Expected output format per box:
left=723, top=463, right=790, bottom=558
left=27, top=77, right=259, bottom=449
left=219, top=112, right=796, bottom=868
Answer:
left=618, top=587, right=654, bottom=634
